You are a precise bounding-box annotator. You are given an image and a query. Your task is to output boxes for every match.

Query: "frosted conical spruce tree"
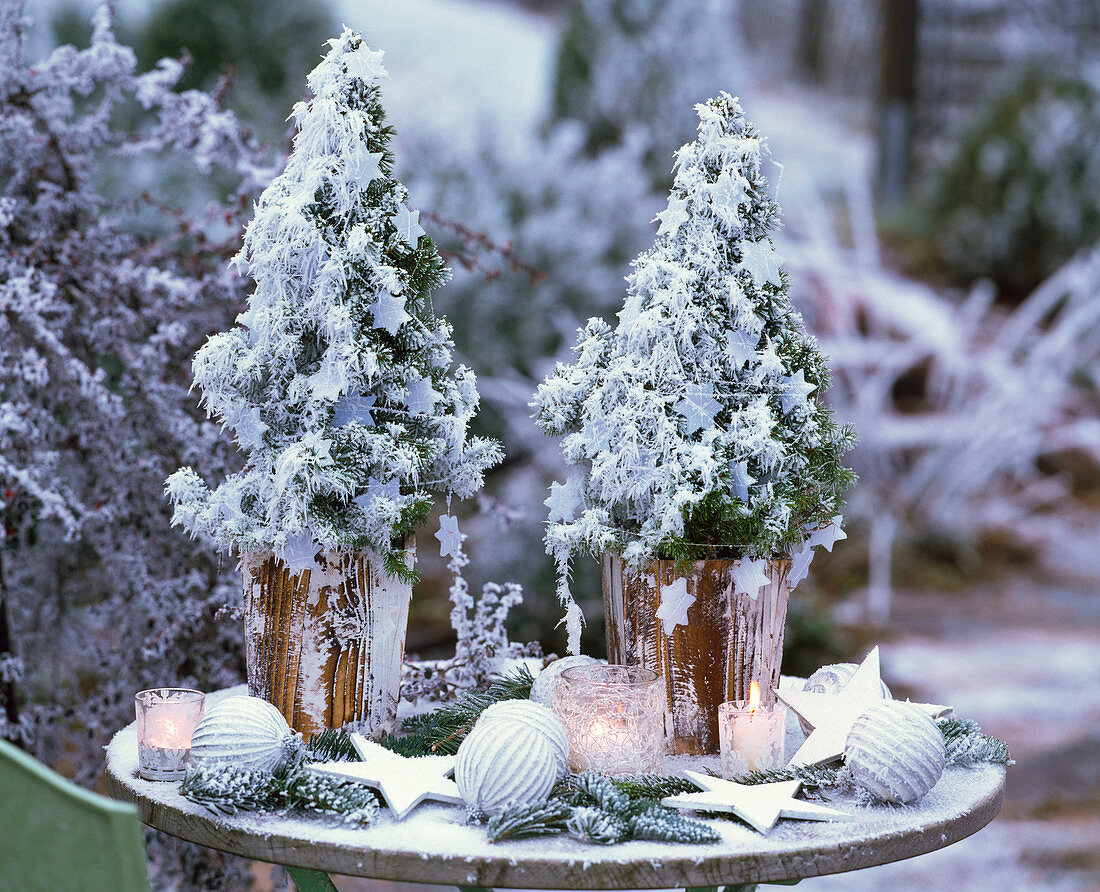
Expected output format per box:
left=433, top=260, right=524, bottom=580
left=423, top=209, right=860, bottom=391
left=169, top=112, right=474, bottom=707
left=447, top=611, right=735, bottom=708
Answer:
left=167, top=30, right=501, bottom=735
left=533, top=95, right=854, bottom=749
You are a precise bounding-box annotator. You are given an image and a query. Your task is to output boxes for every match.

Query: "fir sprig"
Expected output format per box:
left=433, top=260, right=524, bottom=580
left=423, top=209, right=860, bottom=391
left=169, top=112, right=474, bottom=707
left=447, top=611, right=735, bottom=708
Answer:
left=180, top=764, right=380, bottom=824
left=306, top=728, right=361, bottom=762
left=938, top=717, right=1013, bottom=766
left=486, top=800, right=574, bottom=842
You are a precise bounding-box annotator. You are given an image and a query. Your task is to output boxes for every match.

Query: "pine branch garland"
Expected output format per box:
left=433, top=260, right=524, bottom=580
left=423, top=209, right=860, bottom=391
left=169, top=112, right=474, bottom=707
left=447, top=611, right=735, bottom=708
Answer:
left=180, top=764, right=380, bottom=824
left=486, top=800, right=574, bottom=842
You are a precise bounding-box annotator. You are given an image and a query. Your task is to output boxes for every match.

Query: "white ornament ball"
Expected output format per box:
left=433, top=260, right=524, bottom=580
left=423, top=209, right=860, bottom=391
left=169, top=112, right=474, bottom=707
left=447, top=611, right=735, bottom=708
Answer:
left=844, top=700, right=946, bottom=804
left=190, top=695, right=300, bottom=774
left=529, top=655, right=603, bottom=707
left=455, top=700, right=569, bottom=817
left=798, top=663, right=893, bottom=735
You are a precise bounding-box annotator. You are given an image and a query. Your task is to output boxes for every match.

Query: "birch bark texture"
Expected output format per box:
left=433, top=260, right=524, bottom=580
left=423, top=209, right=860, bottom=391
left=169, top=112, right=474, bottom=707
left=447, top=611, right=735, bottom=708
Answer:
left=602, top=554, right=790, bottom=755
left=242, top=543, right=414, bottom=738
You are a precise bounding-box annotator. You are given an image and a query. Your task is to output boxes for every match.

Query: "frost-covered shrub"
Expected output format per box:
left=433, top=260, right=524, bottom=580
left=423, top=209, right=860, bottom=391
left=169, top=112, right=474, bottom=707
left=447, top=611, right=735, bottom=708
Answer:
left=167, top=30, right=501, bottom=581
left=0, top=0, right=270, bottom=777
left=924, top=71, right=1100, bottom=297
left=550, top=0, right=743, bottom=179
left=533, top=96, right=855, bottom=649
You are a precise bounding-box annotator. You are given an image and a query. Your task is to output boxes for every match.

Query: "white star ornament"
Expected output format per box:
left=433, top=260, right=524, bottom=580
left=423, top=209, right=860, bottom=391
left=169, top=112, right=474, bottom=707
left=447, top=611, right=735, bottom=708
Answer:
left=406, top=377, right=440, bottom=414
left=675, top=383, right=721, bottom=436
left=777, top=647, right=951, bottom=766
left=787, top=545, right=815, bottom=589
left=308, top=734, right=462, bottom=820
left=779, top=369, right=816, bottom=415
left=344, top=47, right=386, bottom=81
left=808, top=516, right=847, bottom=552
left=545, top=477, right=584, bottom=523
left=347, top=144, right=384, bottom=185
left=332, top=393, right=376, bottom=428
left=655, top=577, right=695, bottom=635
left=662, top=770, right=848, bottom=835
left=369, top=292, right=411, bottom=336
left=731, top=557, right=770, bottom=600
left=435, top=514, right=463, bottom=559
left=390, top=206, right=426, bottom=245
left=354, top=476, right=400, bottom=511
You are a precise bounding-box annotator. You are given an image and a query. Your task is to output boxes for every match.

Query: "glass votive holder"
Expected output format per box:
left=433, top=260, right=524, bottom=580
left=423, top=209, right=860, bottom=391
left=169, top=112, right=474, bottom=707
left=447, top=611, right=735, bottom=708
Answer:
left=552, top=664, right=665, bottom=775
left=718, top=683, right=786, bottom=777
left=135, top=688, right=205, bottom=781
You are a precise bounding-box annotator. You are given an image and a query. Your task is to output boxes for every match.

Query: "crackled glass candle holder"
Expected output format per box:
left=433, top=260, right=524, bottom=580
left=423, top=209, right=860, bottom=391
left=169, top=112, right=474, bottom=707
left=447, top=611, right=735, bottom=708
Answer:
left=135, top=688, right=204, bottom=781
left=718, top=681, right=786, bottom=777
left=552, top=665, right=664, bottom=775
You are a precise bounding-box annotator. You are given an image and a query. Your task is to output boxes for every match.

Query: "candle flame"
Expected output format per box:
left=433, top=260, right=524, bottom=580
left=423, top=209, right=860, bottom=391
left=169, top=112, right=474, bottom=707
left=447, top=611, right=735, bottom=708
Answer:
left=749, top=680, right=761, bottom=714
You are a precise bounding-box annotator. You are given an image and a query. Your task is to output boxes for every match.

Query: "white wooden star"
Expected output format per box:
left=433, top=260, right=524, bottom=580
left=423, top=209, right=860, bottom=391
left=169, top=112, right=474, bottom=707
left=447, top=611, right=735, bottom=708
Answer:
left=661, top=770, right=848, bottom=835
left=808, top=516, right=847, bottom=552
left=777, top=648, right=951, bottom=766
left=675, top=383, right=721, bottom=435
left=345, top=46, right=387, bottom=81
left=779, top=369, right=816, bottom=415
left=545, top=476, right=584, bottom=523
left=390, top=206, right=426, bottom=245
left=332, top=393, right=376, bottom=428
left=728, top=459, right=756, bottom=501
left=725, top=328, right=757, bottom=369
left=308, top=734, right=462, bottom=820
left=369, top=292, right=410, bottom=335
left=281, top=531, right=319, bottom=574
left=787, top=545, right=815, bottom=589
left=434, top=513, right=463, bottom=559
left=731, top=557, right=770, bottom=600
left=405, top=377, right=439, bottom=414
left=347, top=144, right=384, bottom=185
left=655, top=577, right=695, bottom=635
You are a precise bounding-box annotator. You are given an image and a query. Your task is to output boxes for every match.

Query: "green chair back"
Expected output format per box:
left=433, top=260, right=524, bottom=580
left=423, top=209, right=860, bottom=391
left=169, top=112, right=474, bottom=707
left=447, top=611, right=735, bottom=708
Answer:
left=0, top=739, right=149, bottom=891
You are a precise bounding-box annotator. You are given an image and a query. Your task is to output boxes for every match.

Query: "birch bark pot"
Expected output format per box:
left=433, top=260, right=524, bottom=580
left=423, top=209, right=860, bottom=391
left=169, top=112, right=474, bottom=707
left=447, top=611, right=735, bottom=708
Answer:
left=242, top=541, right=415, bottom=739
left=602, top=554, right=791, bottom=755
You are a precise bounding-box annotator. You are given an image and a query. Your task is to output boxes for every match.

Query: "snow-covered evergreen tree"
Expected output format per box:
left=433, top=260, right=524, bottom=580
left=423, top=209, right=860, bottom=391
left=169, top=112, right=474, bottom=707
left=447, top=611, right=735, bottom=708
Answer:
left=533, top=94, right=855, bottom=650
left=167, top=30, right=501, bottom=581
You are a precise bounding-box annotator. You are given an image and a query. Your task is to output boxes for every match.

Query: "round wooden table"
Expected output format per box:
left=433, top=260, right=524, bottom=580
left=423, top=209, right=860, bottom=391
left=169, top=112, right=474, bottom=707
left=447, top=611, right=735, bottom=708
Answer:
left=104, top=689, right=1005, bottom=890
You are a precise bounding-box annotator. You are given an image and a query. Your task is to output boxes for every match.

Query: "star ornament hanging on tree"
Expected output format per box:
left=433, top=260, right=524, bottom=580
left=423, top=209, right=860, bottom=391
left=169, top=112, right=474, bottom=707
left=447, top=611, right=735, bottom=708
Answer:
left=332, top=393, right=376, bottom=428
left=779, top=369, right=816, bottom=416
left=808, top=515, right=847, bottom=552
left=308, top=735, right=463, bottom=820
left=662, top=770, right=848, bottom=835
left=545, top=477, right=584, bottom=523
left=390, top=205, right=426, bottom=245
left=731, top=556, right=770, bottom=600
left=344, top=46, right=387, bottom=81
left=369, top=291, right=411, bottom=335
left=675, top=383, right=722, bottom=436
left=777, top=647, right=952, bottom=766
left=406, top=377, right=440, bottom=415
left=434, top=513, right=463, bottom=559
left=787, top=544, right=815, bottom=589
left=656, top=577, right=696, bottom=635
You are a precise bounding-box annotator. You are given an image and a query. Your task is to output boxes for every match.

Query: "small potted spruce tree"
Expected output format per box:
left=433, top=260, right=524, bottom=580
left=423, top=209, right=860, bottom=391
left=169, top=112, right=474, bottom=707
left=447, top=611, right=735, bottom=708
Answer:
left=533, top=94, right=855, bottom=754
left=167, top=30, right=501, bottom=738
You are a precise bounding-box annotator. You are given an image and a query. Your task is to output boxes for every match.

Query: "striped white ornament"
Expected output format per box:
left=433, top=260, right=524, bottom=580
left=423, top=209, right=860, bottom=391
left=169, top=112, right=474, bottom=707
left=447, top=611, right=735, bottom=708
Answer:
left=844, top=700, right=945, bottom=804
left=455, top=700, right=569, bottom=816
left=190, top=695, right=300, bottom=773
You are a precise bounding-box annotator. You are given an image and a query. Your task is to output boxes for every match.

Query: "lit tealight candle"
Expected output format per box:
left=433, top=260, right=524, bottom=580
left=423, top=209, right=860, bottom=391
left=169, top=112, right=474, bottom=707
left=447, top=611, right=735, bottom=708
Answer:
left=135, top=688, right=204, bottom=781
left=718, top=681, right=787, bottom=777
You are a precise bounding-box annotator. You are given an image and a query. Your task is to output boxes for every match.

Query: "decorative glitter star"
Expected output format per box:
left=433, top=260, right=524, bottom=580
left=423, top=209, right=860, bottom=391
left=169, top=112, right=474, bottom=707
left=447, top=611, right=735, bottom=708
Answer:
left=332, top=393, right=376, bottom=428
left=779, top=369, right=817, bottom=415
left=808, top=516, right=847, bottom=552
left=434, top=513, right=464, bottom=559
left=740, top=240, right=782, bottom=288
left=369, top=291, right=411, bottom=336
left=655, top=196, right=690, bottom=237
left=545, top=477, right=585, bottom=523
left=675, top=383, right=721, bottom=435
left=729, top=459, right=756, bottom=501
left=777, top=648, right=951, bottom=767
left=353, top=476, right=400, bottom=511
left=726, top=328, right=758, bottom=370
left=344, top=47, right=387, bottom=81
left=405, top=377, right=439, bottom=415
left=731, top=557, right=770, bottom=600
left=655, top=577, right=695, bottom=636
left=308, top=734, right=462, bottom=820
left=347, top=144, right=384, bottom=185
left=661, top=770, right=848, bottom=835
left=390, top=205, right=426, bottom=245
left=787, top=545, right=815, bottom=589
left=281, top=531, right=319, bottom=574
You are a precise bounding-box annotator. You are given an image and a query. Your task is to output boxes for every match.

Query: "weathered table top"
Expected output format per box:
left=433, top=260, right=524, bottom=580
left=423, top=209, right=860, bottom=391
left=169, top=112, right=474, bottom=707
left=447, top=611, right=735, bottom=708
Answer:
left=104, top=686, right=1004, bottom=889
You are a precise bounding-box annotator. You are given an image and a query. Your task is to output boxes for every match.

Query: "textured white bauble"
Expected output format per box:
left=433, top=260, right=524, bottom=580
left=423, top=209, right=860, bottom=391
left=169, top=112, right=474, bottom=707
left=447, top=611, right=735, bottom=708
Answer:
left=190, top=695, right=300, bottom=773
left=798, top=662, right=893, bottom=735
left=844, top=700, right=946, bottom=804
left=529, top=655, right=603, bottom=707
left=455, top=700, right=569, bottom=817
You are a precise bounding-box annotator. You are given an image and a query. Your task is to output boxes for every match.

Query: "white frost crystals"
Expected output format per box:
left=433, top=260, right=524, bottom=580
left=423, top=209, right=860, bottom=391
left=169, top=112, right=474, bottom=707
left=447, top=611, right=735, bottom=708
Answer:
left=165, top=29, right=501, bottom=571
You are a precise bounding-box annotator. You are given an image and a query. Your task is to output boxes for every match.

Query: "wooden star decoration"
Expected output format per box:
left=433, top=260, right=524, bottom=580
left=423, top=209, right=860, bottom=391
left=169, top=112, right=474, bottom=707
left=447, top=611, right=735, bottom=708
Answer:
left=307, top=734, right=463, bottom=820
left=655, top=577, right=695, bottom=635
left=807, top=515, right=847, bottom=552
left=731, top=556, right=770, bottom=600
left=434, top=513, right=463, bottom=559
left=776, top=647, right=952, bottom=766
left=662, top=770, right=848, bottom=835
